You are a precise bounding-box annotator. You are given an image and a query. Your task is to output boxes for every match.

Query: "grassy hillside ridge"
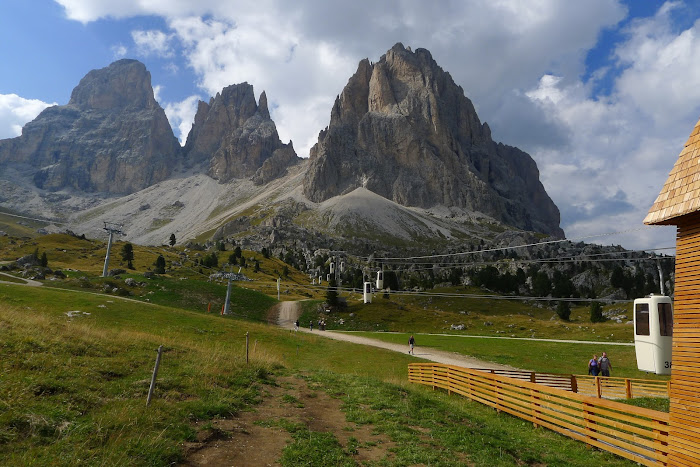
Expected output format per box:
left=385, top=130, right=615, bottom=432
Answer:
left=0, top=283, right=634, bottom=465
left=1, top=233, right=642, bottom=344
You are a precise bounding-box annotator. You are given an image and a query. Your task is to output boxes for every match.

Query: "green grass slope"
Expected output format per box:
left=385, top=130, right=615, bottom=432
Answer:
left=0, top=283, right=635, bottom=466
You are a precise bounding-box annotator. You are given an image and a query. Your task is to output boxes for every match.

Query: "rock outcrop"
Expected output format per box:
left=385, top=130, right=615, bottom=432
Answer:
left=303, top=43, right=563, bottom=237
left=0, top=59, right=181, bottom=194
left=184, top=83, right=300, bottom=183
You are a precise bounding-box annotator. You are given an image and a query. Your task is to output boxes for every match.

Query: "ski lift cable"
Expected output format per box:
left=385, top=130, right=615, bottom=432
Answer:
left=360, top=226, right=671, bottom=262
left=378, top=247, right=677, bottom=268
left=251, top=281, right=629, bottom=303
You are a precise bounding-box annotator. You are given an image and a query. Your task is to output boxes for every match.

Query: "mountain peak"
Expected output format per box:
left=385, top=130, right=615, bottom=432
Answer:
left=303, top=44, right=563, bottom=237
left=184, top=83, right=299, bottom=183
left=68, top=59, right=157, bottom=111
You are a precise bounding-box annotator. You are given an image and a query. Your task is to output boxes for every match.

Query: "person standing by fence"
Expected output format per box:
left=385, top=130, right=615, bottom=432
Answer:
left=588, top=354, right=599, bottom=376
left=598, top=352, right=612, bottom=377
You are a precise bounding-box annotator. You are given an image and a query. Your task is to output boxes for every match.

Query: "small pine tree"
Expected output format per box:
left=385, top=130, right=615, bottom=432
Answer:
left=154, top=255, right=166, bottom=274
left=234, top=246, right=242, bottom=258
left=326, top=278, right=338, bottom=306
left=590, top=301, right=605, bottom=323
left=261, top=247, right=269, bottom=259
left=40, top=252, right=48, bottom=268
left=240, top=256, right=246, bottom=268
left=254, top=260, right=260, bottom=272
left=228, top=253, right=238, bottom=265
left=169, top=233, right=176, bottom=246
left=217, top=241, right=226, bottom=251
left=120, top=243, right=134, bottom=269
left=556, top=301, right=571, bottom=321
left=282, top=265, right=289, bottom=277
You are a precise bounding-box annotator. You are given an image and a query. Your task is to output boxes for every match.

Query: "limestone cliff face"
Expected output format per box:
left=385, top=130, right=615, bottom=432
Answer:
left=303, top=43, right=563, bottom=237
left=184, top=83, right=300, bottom=183
left=0, top=59, right=181, bottom=194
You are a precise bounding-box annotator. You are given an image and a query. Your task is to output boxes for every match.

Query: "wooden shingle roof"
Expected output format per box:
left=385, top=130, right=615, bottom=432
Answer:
left=645, top=117, right=700, bottom=225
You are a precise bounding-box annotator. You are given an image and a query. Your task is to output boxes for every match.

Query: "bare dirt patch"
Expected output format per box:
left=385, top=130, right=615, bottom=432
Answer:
left=180, top=374, right=393, bottom=466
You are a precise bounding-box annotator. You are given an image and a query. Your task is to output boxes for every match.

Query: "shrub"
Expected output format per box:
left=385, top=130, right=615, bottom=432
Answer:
left=590, top=301, right=605, bottom=323
left=556, top=301, right=571, bottom=321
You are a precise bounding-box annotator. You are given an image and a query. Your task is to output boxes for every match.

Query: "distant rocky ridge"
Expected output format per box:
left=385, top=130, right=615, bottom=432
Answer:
left=0, top=61, right=299, bottom=195
left=184, top=83, right=300, bottom=184
left=0, top=60, right=181, bottom=194
left=0, top=46, right=565, bottom=246
left=303, top=43, right=563, bottom=238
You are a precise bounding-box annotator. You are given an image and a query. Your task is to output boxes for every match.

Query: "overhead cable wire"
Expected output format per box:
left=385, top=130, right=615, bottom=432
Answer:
left=364, top=226, right=672, bottom=262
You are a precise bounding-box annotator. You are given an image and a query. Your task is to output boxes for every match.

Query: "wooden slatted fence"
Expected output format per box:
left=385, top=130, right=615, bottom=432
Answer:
left=484, top=369, right=669, bottom=399
left=409, top=363, right=670, bottom=466
left=574, top=375, right=670, bottom=399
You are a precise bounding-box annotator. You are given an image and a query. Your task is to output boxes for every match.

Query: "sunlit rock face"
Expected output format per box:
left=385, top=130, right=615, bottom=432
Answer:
left=184, top=83, right=300, bottom=184
left=303, top=43, right=563, bottom=237
left=0, top=59, right=181, bottom=194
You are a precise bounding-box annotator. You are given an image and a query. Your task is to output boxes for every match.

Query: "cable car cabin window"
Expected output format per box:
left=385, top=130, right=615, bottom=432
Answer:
left=658, top=302, right=673, bottom=336
left=635, top=303, right=650, bottom=336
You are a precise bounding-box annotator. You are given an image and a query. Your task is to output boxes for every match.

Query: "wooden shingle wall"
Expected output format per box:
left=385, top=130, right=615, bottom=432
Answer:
left=668, top=211, right=700, bottom=465
left=645, top=117, right=700, bottom=225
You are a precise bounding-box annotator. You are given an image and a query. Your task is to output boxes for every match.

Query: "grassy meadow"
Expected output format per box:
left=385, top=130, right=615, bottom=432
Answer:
left=1, top=282, right=635, bottom=466
left=0, top=233, right=658, bottom=465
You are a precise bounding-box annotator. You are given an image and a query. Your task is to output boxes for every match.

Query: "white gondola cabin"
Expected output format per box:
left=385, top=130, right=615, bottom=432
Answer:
left=633, top=294, right=673, bottom=375
left=376, top=271, right=384, bottom=289
left=363, top=282, right=372, bottom=304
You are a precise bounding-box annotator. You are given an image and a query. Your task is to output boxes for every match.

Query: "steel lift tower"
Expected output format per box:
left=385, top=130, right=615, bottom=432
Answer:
left=102, top=222, right=123, bottom=277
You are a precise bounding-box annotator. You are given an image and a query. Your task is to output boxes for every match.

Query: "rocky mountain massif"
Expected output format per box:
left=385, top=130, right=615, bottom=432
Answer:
left=0, top=60, right=299, bottom=196
left=0, top=60, right=180, bottom=194
left=0, top=44, right=563, bottom=253
left=185, top=83, right=300, bottom=185
left=304, top=43, right=562, bottom=238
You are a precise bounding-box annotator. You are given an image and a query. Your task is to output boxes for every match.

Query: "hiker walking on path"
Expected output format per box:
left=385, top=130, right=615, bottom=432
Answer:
left=309, top=321, right=313, bottom=331
left=408, top=335, right=415, bottom=355
left=294, top=319, right=299, bottom=331
left=598, top=352, right=612, bottom=377
left=588, top=354, right=599, bottom=376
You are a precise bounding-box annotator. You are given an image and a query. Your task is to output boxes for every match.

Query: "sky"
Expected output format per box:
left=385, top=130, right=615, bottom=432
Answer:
left=2, top=0, right=700, bottom=252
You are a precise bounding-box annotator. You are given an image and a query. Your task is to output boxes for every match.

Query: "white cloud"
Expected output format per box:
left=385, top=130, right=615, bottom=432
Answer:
left=614, top=5, right=700, bottom=130
left=0, top=94, right=55, bottom=139
left=152, top=85, right=163, bottom=102
left=162, top=94, right=201, bottom=145
left=132, top=29, right=175, bottom=58
left=523, top=2, right=700, bottom=250
left=111, top=44, right=128, bottom=58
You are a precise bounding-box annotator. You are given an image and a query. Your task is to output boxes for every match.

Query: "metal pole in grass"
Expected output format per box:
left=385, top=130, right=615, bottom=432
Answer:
left=147, top=345, right=163, bottom=406
left=246, top=332, right=249, bottom=364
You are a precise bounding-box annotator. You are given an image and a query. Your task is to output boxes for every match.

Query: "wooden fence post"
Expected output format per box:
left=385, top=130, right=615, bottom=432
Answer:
left=146, top=345, right=163, bottom=407
left=495, top=378, right=502, bottom=414
left=532, top=388, right=541, bottom=428
left=447, top=367, right=452, bottom=395
left=571, top=375, right=578, bottom=393
left=583, top=402, right=597, bottom=448
left=625, top=379, right=632, bottom=399
left=595, top=376, right=602, bottom=398
left=653, top=418, right=669, bottom=461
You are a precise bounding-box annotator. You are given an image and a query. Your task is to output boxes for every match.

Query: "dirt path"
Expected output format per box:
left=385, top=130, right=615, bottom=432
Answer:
left=0, top=272, right=42, bottom=287
left=180, top=375, right=394, bottom=466
left=277, top=301, right=520, bottom=371
left=276, top=300, right=302, bottom=327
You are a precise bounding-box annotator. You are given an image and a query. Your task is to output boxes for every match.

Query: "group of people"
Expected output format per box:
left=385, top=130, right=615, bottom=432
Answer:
left=293, top=319, right=326, bottom=331
left=588, top=352, right=613, bottom=376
